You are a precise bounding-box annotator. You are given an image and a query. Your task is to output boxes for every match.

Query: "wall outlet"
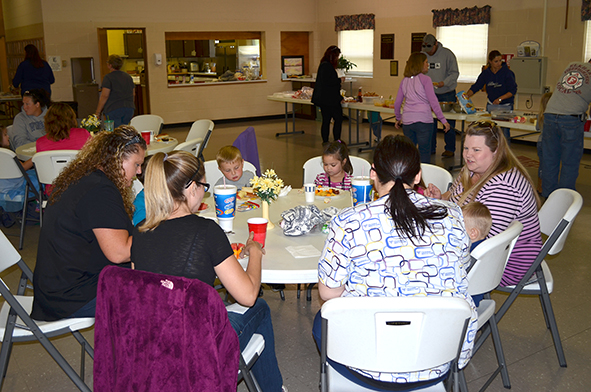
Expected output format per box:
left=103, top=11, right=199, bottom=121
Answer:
left=526, top=99, right=531, bottom=106
left=543, top=86, right=550, bottom=93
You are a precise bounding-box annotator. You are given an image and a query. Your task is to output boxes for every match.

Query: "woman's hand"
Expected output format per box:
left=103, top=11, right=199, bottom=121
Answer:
left=424, top=183, right=442, bottom=199
left=443, top=122, right=451, bottom=133
left=395, top=120, right=402, bottom=129
left=240, top=231, right=265, bottom=258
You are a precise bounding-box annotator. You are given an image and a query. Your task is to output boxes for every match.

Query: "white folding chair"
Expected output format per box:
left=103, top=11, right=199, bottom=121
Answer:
left=320, top=296, right=472, bottom=392
left=236, top=328, right=265, bottom=392
left=0, top=148, right=40, bottom=249
left=349, top=156, right=372, bottom=178
left=173, top=137, right=204, bottom=157
left=481, top=188, right=583, bottom=368
left=204, top=159, right=256, bottom=188
left=462, top=221, right=523, bottom=391
left=421, top=163, right=454, bottom=192
left=129, top=114, right=164, bottom=135
left=187, top=119, right=214, bottom=159
left=0, top=229, right=94, bottom=392
left=32, top=150, right=78, bottom=222
left=131, top=178, right=144, bottom=198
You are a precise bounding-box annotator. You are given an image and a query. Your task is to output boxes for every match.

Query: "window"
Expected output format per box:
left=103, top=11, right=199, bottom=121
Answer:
left=338, top=29, right=373, bottom=76
left=584, top=21, right=591, bottom=62
left=436, top=24, right=488, bottom=83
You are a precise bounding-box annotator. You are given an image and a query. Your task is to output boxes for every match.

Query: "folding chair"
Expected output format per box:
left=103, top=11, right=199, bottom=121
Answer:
left=32, top=150, right=78, bottom=223
left=0, top=229, right=94, bottom=392
left=0, top=148, right=40, bottom=249
left=320, top=296, right=472, bottom=392
left=479, top=188, right=583, bottom=368
left=173, top=137, right=204, bottom=157
left=129, top=114, right=164, bottom=135
left=421, top=163, right=454, bottom=192
left=461, top=221, right=523, bottom=392
left=187, top=119, right=214, bottom=160
left=94, top=265, right=264, bottom=392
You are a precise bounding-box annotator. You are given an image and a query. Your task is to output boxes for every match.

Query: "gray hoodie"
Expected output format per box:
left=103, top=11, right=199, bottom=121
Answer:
left=9, top=106, right=47, bottom=149
left=424, top=44, right=459, bottom=95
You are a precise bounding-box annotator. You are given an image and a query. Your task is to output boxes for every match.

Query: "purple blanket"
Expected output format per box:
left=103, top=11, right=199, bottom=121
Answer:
left=94, top=265, right=240, bottom=391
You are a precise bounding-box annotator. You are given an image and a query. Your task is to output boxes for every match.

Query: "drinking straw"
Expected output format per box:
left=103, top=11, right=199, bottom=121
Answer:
left=223, top=176, right=226, bottom=188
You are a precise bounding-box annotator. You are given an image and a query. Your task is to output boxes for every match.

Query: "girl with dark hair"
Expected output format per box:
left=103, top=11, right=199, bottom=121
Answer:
left=464, top=50, right=517, bottom=141
left=314, top=140, right=353, bottom=190
left=394, top=52, right=449, bottom=163
left=31, top=126, right=146, bottom=321
left=312, top=45, right=343, bottom=143
left=8, top=89, right=51, bottom=149
left=314, top=135, right=476, bottom=387
left=12, top=44, right=55, bottom=97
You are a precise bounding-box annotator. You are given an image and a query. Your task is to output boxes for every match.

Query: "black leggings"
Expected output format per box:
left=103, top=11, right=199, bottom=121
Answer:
left=318, top=104, right=343, bottom=143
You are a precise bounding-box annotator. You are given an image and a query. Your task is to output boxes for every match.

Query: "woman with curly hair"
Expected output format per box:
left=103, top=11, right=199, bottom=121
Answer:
left=31, top=126, right=146, bottom=321
left=36, top=102, right=91, bottom=152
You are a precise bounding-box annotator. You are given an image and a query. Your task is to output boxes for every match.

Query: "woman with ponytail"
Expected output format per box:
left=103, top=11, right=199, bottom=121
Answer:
left=314, top=135, right=477, bottom=387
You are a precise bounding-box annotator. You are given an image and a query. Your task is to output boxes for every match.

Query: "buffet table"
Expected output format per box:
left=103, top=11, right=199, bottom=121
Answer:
left=198, top=188, right=352, bottom=300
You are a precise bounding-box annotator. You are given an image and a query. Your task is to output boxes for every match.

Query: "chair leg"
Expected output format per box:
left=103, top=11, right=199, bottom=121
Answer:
left=0, top=312, right=18, bottom=389
left=307, top=283, right=316, bottom=301
left=18, top=196, right=28, bottom=250
left=239, top=354, right=262, bottom=392
left=487, top=314, right=511, bottom=389
left=279, top=289, right=285, bottom=301
left=539, top=288, right=567, bottom=367
left=539, top=293, right=551, bottom=330
left=458, top=369, right=468, bottom=392
left=297, top=283, right=301, bottom=299
left=72, top=331, right=94, bottom=380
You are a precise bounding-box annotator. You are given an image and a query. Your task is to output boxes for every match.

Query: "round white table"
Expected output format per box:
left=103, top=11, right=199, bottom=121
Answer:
left=14, top=137, right=178, bottom=160
left=198, top=189, right=352, bottom=287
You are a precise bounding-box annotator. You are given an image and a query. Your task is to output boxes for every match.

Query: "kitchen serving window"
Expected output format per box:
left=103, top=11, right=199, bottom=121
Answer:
left=436, top=24, right=488, bottom=83
left=165, top=32, right=263, bottom=86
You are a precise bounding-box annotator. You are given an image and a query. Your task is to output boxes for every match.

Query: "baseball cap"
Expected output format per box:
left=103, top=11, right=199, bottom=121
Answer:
left=422, top=34, right=437, bottom=50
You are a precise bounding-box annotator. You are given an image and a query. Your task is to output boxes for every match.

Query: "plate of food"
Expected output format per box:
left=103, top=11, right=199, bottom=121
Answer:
left=315, top=187, right=343, bottom=199
left=237, top=187, right=258, bottom=201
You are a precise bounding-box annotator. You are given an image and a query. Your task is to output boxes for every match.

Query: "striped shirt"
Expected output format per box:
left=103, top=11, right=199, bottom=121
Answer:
left=314, top=172, right=352, bottom=191
left=449, top=168, right=542, bottom=286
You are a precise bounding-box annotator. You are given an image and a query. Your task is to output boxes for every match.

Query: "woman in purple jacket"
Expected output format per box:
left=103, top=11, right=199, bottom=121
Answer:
left=394, top=52, right=449, bottom=163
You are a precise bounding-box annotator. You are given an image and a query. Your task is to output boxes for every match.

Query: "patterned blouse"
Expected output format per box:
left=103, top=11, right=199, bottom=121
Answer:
left=319, top=191, right=477, bottom=383
left=314, top=172, right=353, bottom=191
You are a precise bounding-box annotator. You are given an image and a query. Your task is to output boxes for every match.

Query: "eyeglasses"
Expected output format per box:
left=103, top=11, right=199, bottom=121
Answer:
left=184, top=160, right=209, bottom=191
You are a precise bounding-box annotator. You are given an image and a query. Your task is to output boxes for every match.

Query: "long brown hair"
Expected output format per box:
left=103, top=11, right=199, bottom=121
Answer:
left=320, top=45, right=341, bottom=69
left=404, top=52, right=427, bottom=78
left=24, top=44, right=43, bottom=68
left=140, top=151, right=205, bottom=232
left=456, top=121, right=539, bottom=207
left=323, top=140, right=353, bottom=174
left=49, top=126, right=147, bottom=218
left=44, top=103, right=78, bottom=142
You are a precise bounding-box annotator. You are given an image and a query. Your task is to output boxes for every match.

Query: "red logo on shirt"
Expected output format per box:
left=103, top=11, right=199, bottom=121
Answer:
left=560, top=71, right=584, bottom=90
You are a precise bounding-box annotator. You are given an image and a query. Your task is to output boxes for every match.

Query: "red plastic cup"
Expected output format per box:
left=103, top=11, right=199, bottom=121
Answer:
left=247, top=217, right=268, bottom=248
left=141, top=131, right=151, bottom=145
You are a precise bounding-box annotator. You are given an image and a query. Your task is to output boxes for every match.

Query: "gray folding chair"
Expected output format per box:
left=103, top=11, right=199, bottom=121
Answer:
left=173, top=137, right=204, bottom=157
left=0, top=229, right=94, bottom=392
left=478, top=188, right=583, bottom=368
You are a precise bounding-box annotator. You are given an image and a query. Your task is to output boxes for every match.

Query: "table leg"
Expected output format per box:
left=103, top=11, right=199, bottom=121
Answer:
left=348, top=108, right=369, bottom=148
left=359, top=111, right=376, bottom=153
left=447, top=120, right=465, bottom=171
left=276, top=102, right=305, bottom=137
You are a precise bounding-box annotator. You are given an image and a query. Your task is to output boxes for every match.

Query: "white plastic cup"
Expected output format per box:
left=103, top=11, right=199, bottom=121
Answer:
left=213, top=185, right=237, bottom=218
left=352, top=176, right=372, bottom=206
left=218, top=217, right=234, bottom=232
left=304, top=183, right=316, bottom=203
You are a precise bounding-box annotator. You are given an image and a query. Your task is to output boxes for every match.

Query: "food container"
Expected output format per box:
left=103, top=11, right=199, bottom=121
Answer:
left=362, top=96, right=380, bottom=105
left=440, top=102, right=454, bottom=112
left=453, top=103, right=462, bottom=113
left=491, top=110, right=514, bottom=122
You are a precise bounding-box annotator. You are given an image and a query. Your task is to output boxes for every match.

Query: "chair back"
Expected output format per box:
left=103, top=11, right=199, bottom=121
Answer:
left=32, top=150, right=78, bottom=185
left=173, top=137, right=204, bottom=157
left=187, top=119, right=214, bottom=146
left=421, top=163, right=454, bottom=192
left=204, top=159, right=256, bottom=188
left=349, top=156, right=371, bottom=178
left=467, top=221, right=523, bottom=296
left=129, top=115, right=164, bottom=135
left=233, top=127, right=261, bottom=176
left=94, top=265, right=240, bottom=392
left=538, top=188, right=583, bottom=256
left=0, top=229, right=22, bottom=272
left=0, top=148, right=23, bottom=179
left=321, top=296, right=471, bottom=373
left=131, top=179, right=144, bottom=197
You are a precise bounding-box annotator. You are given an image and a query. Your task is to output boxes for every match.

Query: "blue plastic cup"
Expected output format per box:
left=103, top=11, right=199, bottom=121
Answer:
left=213, top=185, right=237, bottom=218
left=352, top=177, right=372, bottom=206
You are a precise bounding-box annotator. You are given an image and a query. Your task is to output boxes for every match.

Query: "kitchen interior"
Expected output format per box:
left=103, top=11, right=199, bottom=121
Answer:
left=165, top=33, right=262, bottom=86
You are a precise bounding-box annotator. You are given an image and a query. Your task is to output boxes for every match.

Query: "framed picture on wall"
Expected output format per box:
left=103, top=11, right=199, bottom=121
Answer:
left=282, top=56, right=304, bottom=76
left=390, top=61, right=398, bottom=76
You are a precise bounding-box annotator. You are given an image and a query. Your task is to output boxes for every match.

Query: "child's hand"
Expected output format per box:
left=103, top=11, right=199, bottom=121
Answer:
left=424, top=183, right=442, bottom=199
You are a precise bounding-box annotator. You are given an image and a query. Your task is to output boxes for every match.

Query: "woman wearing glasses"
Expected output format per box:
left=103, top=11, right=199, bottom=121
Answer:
left=426, top=120, right=542, bottom=286
left=131, top=151, right=284, bottom=392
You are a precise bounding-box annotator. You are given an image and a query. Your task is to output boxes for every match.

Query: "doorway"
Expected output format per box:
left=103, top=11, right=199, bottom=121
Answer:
left=97, top=28, right=150, bottom=115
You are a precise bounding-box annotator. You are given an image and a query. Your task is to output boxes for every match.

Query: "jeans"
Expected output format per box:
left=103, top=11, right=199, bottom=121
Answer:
left=68, top=297, right=97, bottom=318
left=105, top=107, right=135, bottom=128
left=403, top=122, right=433, bottom=163
left=318, top=104, right=343, bottom=143
left=227, top=298, right=283, bottom=391
left=432, top=91, right=457, bottom=153
left=487, top=103, right=513, bottom=143
left=541, top=113, right=585, bottom=197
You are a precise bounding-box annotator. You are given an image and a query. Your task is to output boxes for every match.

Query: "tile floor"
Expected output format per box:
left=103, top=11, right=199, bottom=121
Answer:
left=1, top=117, right=590, bottom=391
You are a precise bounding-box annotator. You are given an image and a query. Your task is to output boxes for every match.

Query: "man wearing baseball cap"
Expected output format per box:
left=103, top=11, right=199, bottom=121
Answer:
left=422, top=34, right=459, bottom=158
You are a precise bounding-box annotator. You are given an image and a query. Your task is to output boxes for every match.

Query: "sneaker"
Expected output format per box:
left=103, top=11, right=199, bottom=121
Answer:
left=282, top=386, right=288, bottom=392
left=270, top=284, right=285, bottom=292
left=441, top=150, right=454, bottom=158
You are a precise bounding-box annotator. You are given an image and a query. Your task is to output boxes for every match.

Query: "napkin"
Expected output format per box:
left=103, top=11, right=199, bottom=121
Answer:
left=285, top=245, right=321, bottom=259
left=278, top=185, right=292, bottom=197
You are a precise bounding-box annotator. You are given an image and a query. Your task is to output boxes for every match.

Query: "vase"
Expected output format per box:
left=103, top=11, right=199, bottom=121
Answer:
left=262, top=201, right=275, bottom=230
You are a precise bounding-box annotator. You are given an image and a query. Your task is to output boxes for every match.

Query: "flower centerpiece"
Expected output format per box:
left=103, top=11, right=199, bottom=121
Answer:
left=81, top=114, right=101, bottom=134
left=250, top=169, right=284, bottom=229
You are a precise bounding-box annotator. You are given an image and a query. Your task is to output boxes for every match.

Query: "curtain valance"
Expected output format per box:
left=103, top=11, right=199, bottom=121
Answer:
left=432, top=5, right=491, bottom=27
left=335, top=14, right=375, bottom=31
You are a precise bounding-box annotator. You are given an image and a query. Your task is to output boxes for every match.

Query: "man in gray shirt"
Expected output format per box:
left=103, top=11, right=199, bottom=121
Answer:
left=422, top=34, right=459, bottom=158
left=541, top=60, right=591, bottom=197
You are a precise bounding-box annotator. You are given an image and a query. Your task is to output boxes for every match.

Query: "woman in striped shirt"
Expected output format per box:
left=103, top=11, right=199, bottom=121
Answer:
left=426, top=120, right=542, bottom=286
